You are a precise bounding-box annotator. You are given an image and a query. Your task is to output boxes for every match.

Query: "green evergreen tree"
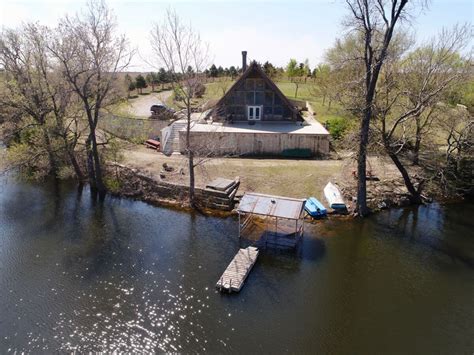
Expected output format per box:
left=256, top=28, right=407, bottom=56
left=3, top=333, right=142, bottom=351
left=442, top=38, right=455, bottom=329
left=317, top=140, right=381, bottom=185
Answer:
left=209, top=64, right=218, bottom=78
left=135, top=74, right=147, bottom=94
left=228, top=66, right=238, bottom=78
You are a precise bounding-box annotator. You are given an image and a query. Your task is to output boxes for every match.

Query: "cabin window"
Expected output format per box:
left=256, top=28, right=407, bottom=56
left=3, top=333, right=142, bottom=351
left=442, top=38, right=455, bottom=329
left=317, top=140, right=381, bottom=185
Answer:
left=246, top=91, right=254, bottom=105
left=221, top=70, right=293, bottom=122
left=234, top=91, right=245, bottom=104
left=232, top=106, right=245, bottom=115
left=265, top=92, right=273, bottom=105
left=245, top=79, right=254, bottom=90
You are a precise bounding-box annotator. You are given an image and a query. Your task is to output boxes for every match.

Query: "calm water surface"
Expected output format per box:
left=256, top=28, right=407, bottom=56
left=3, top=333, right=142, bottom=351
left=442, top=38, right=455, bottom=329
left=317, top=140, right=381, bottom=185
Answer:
left=0, top=177, right=473, bottom=354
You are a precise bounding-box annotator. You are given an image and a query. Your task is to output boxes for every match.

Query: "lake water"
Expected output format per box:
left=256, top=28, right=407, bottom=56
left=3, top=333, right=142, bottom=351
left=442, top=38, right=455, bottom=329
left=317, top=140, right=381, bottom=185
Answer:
left=0, top=177, right=473, bottom=353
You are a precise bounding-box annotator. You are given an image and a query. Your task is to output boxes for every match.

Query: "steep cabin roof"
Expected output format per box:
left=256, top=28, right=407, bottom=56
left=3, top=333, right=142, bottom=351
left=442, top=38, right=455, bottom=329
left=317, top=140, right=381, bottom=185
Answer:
left=211, top=61, right=302, bottom=122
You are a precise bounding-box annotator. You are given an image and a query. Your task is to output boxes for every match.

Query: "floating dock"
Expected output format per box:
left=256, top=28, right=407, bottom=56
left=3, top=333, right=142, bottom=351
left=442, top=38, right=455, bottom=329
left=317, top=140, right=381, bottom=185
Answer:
left=216, top=246, right=259, bottom=292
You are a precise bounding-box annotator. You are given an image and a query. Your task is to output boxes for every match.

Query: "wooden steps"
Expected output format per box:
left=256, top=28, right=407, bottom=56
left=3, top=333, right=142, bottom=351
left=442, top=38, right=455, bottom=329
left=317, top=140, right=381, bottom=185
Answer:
left=216, top=246, right=259, bottom=292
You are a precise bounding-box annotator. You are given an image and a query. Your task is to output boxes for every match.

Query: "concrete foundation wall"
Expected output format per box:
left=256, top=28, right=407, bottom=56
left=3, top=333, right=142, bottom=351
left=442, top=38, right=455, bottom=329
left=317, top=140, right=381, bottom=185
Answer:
left=179, top=130, right=330, bottom=156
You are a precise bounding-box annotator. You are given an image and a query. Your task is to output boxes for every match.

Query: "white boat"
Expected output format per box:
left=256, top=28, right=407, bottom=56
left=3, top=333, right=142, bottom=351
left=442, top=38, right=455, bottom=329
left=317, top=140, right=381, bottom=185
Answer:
left=324, top=182, right=346, bottom=210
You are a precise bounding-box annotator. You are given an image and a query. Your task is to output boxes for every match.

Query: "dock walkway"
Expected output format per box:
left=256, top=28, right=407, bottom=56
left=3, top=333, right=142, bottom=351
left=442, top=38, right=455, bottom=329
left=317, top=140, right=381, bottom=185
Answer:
left=216, top=246, right=259, bottom=292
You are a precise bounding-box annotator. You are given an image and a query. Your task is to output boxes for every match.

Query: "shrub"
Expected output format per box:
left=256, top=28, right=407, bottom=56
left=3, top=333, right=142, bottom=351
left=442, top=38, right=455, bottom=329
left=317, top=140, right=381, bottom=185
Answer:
left=325, top=116, right=349, bottom=140
left=104, top=177, right=121, bottom=192
left=193, top=82, right=206, bottom=98
left=173, top=86, right=184, bottom=101
left=281, top=148, right=312, bottom=158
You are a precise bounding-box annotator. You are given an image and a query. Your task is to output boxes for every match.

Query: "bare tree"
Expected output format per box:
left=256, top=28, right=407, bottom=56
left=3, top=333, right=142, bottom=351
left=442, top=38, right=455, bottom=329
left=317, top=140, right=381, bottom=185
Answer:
left=49, top=0, right=133, bottom=193
left=0, top=25, right=58, bottom=176
left=442, top=107, right=473, bottom=192
left=216, top=76, right=232, bottom=96
left=343, top=0, right=412, bottom=216
left=309, top=63, right=333, bottom=107
left=27, top=24, right=86, bottom=180
left=373, top=25, right=472, bottom=203
left=0, top=23, right=84, bottom=180
left=400, top=26, right=472, bottom=165
left=150, top=9, right=209, bottom=207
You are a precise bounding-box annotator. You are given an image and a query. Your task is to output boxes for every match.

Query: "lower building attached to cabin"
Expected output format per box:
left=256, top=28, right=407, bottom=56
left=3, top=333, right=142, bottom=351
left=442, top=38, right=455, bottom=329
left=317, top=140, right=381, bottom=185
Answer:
left=178, top=122, right=330, bottom=157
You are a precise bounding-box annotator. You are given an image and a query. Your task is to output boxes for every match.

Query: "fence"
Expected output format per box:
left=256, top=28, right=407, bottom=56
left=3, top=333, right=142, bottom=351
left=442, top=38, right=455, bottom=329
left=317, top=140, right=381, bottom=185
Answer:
left=99, top=114, right=170, bottom=142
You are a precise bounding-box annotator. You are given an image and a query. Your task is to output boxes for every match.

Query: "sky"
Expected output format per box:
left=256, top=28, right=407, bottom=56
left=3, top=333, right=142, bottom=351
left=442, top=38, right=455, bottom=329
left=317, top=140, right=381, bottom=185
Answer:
left=1, top=0, right=473, bottom=71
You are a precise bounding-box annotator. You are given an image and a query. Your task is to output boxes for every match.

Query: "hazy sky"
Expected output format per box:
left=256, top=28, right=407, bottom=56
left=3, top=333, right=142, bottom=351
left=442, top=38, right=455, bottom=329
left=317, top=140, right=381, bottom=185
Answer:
left=1, top=0, right=473, bottom=71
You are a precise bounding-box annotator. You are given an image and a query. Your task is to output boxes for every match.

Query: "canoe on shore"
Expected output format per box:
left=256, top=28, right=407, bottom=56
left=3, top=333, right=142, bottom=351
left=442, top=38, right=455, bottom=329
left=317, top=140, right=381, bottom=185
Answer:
left=324, top=182, right=347, bottom=210
left=304, top=197, right=327, bottom=218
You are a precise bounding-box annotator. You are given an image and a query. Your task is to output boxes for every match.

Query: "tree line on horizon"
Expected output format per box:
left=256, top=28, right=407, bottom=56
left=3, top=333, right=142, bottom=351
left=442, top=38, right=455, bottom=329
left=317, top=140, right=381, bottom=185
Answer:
left=124, top=60, right=324, bottom=88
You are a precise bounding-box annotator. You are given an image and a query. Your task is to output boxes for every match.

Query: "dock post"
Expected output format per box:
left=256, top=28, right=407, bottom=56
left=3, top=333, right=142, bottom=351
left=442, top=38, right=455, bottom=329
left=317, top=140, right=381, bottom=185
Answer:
left=238, top=213, right=241, bottom=239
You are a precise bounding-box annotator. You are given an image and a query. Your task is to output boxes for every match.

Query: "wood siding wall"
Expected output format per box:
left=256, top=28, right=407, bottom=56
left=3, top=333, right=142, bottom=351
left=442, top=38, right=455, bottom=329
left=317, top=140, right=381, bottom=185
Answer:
left=179, top=130, right=330, bottom=157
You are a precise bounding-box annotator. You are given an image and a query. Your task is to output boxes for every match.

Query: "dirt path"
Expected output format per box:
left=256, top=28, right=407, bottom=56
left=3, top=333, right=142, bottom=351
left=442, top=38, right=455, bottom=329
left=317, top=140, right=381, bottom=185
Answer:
left=125, top=91, right=173, bottom=117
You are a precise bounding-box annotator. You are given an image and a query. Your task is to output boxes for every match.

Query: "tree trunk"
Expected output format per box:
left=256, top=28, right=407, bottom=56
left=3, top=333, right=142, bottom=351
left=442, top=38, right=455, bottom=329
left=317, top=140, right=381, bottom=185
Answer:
left=186, top=107, right=195, bottom=207
left=386, top=147, right=422, bottom=204
left=42, top=127, right=57, bottom=177
left=68, top=149, right=85, bottom=181
left=294, top=83, right=299, bottom=98
left=413, top=117, right=421, bottom=165
left=322, top=94, right=326, bottom=106
left=90, top=127, right=105, bottom=193
left=85, top=135, right=96, bottom=189
left=188, top=150, right=195, bottom=207
left=356, top=108, right=371, bottom=216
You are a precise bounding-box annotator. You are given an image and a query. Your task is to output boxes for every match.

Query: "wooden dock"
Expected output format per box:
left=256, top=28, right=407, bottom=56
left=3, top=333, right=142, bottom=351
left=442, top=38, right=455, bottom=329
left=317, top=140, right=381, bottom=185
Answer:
left=216, top=246, right=259, bottom=292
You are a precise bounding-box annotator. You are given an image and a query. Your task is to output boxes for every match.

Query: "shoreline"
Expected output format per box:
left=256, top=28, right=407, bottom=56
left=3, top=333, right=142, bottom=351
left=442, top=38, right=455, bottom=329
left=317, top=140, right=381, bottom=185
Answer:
left=106, top=163, right=468, bottom=220
left=2, top=147, right=468, bottom=219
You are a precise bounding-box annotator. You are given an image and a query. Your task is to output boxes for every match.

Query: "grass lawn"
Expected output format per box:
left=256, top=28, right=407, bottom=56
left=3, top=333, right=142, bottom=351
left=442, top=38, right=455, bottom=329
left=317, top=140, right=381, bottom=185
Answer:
left=164, top=79, right=235, bottom=110
left=121, top=145, right=348, bottom=203
left=121, top=145, right=408, bottom=208
left=274, top=81, right=347, bottom=123
left=108, top=99, right=140, bottom=118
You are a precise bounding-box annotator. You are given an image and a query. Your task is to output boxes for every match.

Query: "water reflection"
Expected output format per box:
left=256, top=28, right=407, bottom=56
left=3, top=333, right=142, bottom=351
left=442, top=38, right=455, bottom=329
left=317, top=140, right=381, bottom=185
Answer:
left=0, top=178, right=473, bottom=353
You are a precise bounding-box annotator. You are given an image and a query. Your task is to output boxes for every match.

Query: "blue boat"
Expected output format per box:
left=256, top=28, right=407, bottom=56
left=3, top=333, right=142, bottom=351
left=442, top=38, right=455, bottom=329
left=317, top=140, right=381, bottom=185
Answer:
left=304, top=197, right=327, bottom=218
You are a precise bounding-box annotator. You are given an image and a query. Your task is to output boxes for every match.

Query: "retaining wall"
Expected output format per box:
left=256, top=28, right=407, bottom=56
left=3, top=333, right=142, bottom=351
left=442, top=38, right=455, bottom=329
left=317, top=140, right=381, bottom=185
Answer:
left=112, top=164, right=239, bottom=211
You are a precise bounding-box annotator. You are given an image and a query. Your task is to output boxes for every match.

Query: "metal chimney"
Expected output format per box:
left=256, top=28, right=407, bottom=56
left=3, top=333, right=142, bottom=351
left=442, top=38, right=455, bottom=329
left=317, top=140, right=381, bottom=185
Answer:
left=242, top=51, right=247, bottom=72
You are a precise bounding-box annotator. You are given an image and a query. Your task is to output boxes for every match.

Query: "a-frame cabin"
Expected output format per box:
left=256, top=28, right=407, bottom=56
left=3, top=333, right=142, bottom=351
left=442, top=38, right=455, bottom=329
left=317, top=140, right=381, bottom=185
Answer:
left=167, top=51, right=330, bottom=157
left=212, top=60, right=302, bottom=123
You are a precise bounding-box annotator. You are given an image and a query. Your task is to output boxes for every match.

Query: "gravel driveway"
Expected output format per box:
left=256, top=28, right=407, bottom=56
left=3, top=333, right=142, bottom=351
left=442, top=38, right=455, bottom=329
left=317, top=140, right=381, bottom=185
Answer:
left=126, top=90, right=173, bottom=117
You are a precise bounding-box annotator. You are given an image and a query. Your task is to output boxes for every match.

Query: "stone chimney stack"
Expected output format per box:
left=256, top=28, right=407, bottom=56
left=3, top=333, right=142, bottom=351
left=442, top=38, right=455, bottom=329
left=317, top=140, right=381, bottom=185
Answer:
left=242, top=51, right=247, bottom=72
